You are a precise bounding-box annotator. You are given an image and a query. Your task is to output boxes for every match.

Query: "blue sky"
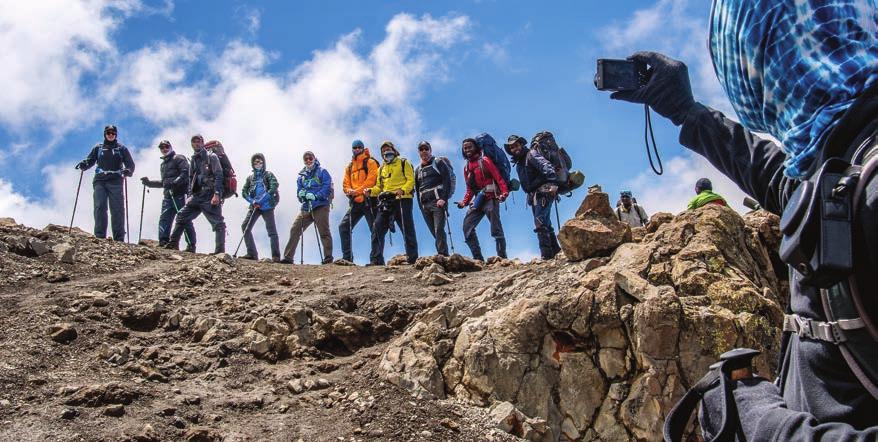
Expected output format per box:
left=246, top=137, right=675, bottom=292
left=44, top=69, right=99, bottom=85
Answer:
left=0, top=0, right=751, bottom=262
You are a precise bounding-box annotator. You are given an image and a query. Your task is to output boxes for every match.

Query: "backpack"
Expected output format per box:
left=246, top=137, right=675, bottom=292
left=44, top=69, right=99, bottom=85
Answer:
left=475, top=133, right=511, bottom=184
left=247, top=172, right=280, bottom=205
left=531, top=131, right=575, bottom=193
left=204, top=140, right=237, bottom=199
left=350, top=156, right=381, bottom=186
left=464, top=157, right=494, bottom=193
left=307, top=167, right=334, bottom=202
left=418, top=156, right=456, bottom=198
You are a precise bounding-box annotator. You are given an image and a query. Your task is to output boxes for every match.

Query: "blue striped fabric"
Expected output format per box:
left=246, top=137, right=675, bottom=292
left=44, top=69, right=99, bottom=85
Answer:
left=709, top=0, right=878, bottom=178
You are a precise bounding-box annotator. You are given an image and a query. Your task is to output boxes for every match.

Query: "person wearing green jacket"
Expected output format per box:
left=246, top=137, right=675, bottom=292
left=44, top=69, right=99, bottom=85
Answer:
left=687, top=178, right=727, bottom=210
left=240, top=153, right=281, bottom=261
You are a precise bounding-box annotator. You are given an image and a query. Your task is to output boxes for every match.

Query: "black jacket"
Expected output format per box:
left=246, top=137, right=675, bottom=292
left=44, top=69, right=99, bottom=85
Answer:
left=81, top=141, right=135, bottom=182
left=513, top=148, right=557, bottom=195
left=189, top=148, right=224, bottom=196
left=144, top=150, right=189, bottom=197
left=414, top=156, right=453, bottom=206
left=680, top=93, right=878, bottom=439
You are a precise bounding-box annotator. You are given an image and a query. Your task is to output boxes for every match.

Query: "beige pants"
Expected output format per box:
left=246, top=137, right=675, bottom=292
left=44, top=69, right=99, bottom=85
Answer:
left=283, top=205, right=333, bottom=261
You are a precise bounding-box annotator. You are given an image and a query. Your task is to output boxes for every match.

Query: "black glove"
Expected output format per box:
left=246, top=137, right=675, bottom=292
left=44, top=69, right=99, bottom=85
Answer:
left=122, top=168, right=133, bottom=177
left=75, top=160, right=88, bottom=170
left=610, top=51, right=696, bottom=126
left=698, top=377, right=783, bottom=440
left=140, top=177, right=150, bottom=185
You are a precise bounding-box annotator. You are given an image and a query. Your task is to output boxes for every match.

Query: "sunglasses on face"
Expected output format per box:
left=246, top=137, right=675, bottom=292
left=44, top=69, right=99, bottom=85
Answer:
left=418, top=146, right=430, bottom=152
left=304, top=157, right=315, bottom=162
left=159, top=145, right=171, bottom=150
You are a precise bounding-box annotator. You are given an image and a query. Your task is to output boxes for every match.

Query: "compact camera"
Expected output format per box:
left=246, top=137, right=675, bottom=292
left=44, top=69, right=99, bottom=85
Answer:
left=594, top=59, right=648, bottom=91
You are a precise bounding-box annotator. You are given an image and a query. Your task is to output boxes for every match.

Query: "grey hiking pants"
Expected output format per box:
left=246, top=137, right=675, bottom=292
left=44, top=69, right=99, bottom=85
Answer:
left=93, top=178, right=125, bottom=241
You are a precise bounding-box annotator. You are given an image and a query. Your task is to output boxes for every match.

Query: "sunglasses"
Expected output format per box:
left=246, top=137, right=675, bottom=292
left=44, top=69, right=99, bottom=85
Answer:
left=418, top=146, right=430, bottom=152
left=159, top=145, right=171, bottom=150
left=304, top=157, right=315, bottom=161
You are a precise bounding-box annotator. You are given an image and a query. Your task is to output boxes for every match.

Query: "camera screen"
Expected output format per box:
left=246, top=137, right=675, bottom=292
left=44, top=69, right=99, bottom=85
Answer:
left=595, top=59, right=642, bottom=91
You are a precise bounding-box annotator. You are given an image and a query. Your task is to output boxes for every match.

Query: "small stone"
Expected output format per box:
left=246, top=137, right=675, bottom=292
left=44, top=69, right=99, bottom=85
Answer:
left=0, top=399, right=11, bottom=407
left=104, top=404, right=125, bottom=417
left=287, top=379, right=304, bottom=394
left=52, top=243, right=77, bottom=263
left=60, top=408, right=77, bottom=420
left=48, top=323, right=77, bottom=344
left=315, top=378, right=331, bottom=389
left=214, top=253, right=235, bottom=266
left=28, top=238, right=53, bottom=256
left=381, top=276, right=395, bottom=283
left=46, top=270, right=70, bottom=283
left=440, top=418, right=460, bottom=432
left=170, top=254, right=184, bottom=261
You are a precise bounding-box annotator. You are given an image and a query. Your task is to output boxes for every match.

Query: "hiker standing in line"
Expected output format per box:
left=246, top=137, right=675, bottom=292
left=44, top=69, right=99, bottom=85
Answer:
left=615, top=190, right=649, bottom=228
left=75, top=125, right=135, bottom=241
left=140, top=140, right=195, bottom=250
left=281, top=151, right=334, bottom=264
left=338, top=140, right=380, bottom=263
left=368, top=141, right=418, bottom=265
left=457, top=137, right=509, bottom=261
left=414, top=141, right=454, bottom=257
left=164, top=134, right=226, bottom=253
left=687, top=178, right=727, bottom=210
left=240, top=153, right=281, bottom=261
left=504, top=134, right=561, bottom=260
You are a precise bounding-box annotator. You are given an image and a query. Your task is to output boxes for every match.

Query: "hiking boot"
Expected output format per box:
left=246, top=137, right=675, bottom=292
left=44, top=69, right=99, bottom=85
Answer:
left=158, top=240, right=168, bottom=247
left=184, top=245, right=196, bottom=253
left=272, top=257, right=281, bottom=263
left=240, top=255, right=258, bottom=261
left=279, top=258, right=294, bottom=264
left=321, top=256, right=334, bottom=265
left=162, top=242, right=179, bottom=250
left=496, top=238, right=507, bottom=259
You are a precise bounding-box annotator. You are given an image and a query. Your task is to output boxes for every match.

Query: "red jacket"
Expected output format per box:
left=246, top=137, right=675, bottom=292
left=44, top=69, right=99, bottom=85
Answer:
left=461, top=155, right=509, bottom=205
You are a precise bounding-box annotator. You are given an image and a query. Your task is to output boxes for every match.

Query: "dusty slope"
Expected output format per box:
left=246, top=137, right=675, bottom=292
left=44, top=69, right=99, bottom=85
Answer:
left=0, top=219, right=524, bottom=442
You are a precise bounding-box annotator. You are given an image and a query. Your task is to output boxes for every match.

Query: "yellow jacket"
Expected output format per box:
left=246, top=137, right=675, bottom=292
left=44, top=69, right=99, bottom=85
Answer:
left=342, top=148, right=379, bottom=203
left=370, top=157, right=415, bottom=198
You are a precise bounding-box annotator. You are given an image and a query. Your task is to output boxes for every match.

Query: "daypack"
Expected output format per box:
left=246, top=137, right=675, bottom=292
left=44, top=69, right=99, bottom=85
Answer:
left=204, top=140, right=237, bottom=199
left=418, top=156, right=456, bottom=199
left=475, top=133, right=511, bottom=185
left=246, top=172, right=280, bottom=205
left=306, top=167, right=334, bottom=202
left=464, top=157, right=499, bottom=194
left=531, top=131, right=576, bottom=193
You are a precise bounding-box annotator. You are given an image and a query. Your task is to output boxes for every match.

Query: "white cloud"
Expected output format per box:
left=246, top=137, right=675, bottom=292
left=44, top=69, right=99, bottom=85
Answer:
left=0, top=1, right=144, bottom=136
left=0, top=10, right=472, bottom=262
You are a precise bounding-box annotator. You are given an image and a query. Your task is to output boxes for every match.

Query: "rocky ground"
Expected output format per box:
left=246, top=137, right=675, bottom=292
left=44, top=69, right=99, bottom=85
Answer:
left=0, top=190, right=787, bottom=442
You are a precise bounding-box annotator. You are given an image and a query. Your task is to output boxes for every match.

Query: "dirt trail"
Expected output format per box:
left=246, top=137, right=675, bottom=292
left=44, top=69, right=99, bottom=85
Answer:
left=0, top=224, right=523, bottom=442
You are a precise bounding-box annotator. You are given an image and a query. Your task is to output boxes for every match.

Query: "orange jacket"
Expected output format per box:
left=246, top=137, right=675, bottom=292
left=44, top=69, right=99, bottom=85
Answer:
left=342, top=148, right=380, bottom=203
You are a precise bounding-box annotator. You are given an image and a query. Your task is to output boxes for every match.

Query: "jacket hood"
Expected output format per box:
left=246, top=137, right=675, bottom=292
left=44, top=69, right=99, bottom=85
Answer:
left=300, top=157, right=322, bottom=176
left=379, top=141, right=399, bottom=157
left=251, top=153, right=266, bottom=171
left=161, top=150, right=176, bottom=160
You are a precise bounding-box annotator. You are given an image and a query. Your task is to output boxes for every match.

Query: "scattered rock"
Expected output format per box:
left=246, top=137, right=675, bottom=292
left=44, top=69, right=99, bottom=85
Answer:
left=381, top=276, right=395, bottom=283
left=646, top=212, right=674, bottom=233
left=52, top=242, right=77, bottom=263
left=59, top=408, right=78, bottom=420
left=104, top=404, right=125, bottom=417
left=214, top=253, right=235, bottom=266
left=559, top=191, right=631, bottom=261
left=63, top=382, right=139, bottom=407
left=48, top=323, right=77, bottom=344
left=118, top=302, right=167, bottom=331
left=27, top=237, right=53, bottom=256
left=46, top=270, right=70, bottom=283
left=387, top=254, right=410, bottom=266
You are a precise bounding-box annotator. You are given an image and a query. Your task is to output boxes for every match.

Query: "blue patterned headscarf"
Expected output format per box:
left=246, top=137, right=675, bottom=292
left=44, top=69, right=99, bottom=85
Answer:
left=709, top=0, right=878, bottom=178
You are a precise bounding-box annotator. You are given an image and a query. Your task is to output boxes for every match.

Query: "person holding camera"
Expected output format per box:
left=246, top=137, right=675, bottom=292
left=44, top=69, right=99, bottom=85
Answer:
left=368, top=141, right=418, bottom=266
left=607, top=1, right=878, bottom=438
left=505, top=134, right=562, bottom=260
left=140, top=140, right=195, bottom=250
left=457, top=137, right=509, bottom=261
left=75, top=125, right=135, bottom=241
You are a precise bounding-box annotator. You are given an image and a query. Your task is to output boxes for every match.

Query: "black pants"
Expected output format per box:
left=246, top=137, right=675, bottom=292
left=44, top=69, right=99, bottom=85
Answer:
left=93, top=178, right=125, bottom=241
left=462, top=198, right=505, bottom=261
left=170, top=191, right=226, bottom=253
left=532, top=193, right=561, bottom=259
left=339, top=198, right=377, bottom=262
left=159, top=194, right=195, bottom=246
left=242, top=207, right=280, bottom=259
left=370, top=198, right=417, bottom=265
left=419, top=200, right=449, bottom=256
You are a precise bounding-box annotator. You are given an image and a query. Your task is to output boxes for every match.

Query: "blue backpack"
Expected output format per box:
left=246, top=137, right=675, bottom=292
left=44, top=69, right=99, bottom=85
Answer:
left=475, top=133, right=512, bottom=184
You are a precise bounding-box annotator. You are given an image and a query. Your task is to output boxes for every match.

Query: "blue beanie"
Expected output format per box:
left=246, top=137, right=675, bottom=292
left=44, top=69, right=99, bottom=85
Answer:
left=352, top=139, right=364, bottom=149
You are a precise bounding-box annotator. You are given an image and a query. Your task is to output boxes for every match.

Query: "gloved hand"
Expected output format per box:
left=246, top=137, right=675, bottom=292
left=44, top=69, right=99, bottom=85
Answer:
left=298, top=189, right=307, bottom=198
left=253, top=203, right=261, bottom=210
left=610, top=51, right=696, bottom=126
left=305, top=192, right=316, bottom=201
left=498, top=193, right=508, bottom=202
left=75, top=160, right=88, bottom=170
left=140, top=177, right=150, bottom=185
left=456, top=201, right=466, bottom=209
left=698, top=377, right=784, bottom=441
left=122, top=168, right=133, bottom=177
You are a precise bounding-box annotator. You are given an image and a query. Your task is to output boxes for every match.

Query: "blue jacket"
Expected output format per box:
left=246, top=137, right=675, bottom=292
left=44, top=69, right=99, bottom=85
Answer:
left=296, top=159, right=332, bottom=211
left=81, top=141, right=136, bottom=182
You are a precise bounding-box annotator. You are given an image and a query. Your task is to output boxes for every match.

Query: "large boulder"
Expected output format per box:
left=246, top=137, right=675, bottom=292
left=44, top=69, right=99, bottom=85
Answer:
left=558, top=191, right=631, bottom=261
left=380, top=203, right=785, bottom=441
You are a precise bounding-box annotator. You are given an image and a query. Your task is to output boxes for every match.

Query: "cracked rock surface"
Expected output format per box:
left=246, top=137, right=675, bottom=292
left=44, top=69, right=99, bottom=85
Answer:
left=380, top=198, right=785, bottom=441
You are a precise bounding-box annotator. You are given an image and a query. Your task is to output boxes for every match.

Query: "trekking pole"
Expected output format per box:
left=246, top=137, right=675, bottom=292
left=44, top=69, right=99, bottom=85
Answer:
left=123, top=178, right=130, bottom=243
left=309, top=201, right=324, bottom=263
left=170, top=194, right=193, bottom=248
left=299, top=218, right=305, bottom=265
left=234, top=206, right=257, bottom=257
left=138, top=184, right=147, bottom=244
left=69, top=170, right=84, bottom=235
left=554, top=197, right=562, bottom=229
left=444, top=208, right=455, bottom=254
